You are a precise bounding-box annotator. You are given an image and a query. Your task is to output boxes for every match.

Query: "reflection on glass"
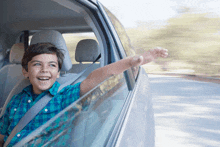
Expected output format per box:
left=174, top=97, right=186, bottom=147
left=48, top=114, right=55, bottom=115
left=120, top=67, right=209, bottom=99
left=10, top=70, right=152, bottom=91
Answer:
left=15, top=73, right=129, bottom=147
left=103, top=6, right=139, bottom=78
left=103, top=7, right=135, bottom=57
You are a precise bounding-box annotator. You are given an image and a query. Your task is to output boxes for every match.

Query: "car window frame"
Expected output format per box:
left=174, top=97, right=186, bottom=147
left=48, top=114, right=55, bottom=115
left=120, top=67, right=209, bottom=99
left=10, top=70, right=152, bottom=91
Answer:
left=75, top=0, right=129, bottom=66
left=96, top=1, right=136, bottom=91
left=95, top=1, right=143, bottom=146
left=74, top=0, right=114, bottom=66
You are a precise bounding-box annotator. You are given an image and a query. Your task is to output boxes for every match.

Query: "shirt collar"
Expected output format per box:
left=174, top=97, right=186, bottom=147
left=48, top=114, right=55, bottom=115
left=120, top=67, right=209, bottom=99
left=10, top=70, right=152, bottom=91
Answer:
left=23, top=81, right=60, bottom=96
left=49, top=81, right=60, bottom=96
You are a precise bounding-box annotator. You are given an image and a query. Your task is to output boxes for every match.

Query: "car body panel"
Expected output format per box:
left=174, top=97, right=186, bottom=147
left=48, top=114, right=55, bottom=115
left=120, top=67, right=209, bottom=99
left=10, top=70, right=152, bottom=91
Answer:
left=115, top=67, right=155, bottom=147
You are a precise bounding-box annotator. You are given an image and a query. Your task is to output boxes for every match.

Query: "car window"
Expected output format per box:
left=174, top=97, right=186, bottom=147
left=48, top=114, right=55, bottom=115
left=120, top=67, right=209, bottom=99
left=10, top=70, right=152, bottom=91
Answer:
left=102, top=5, right=139, bottom=78
left=62, top=32, right=97, bottom=64
left=103, top=7, right=135, bottom=57
left=15, top=73, right=129, bottom=147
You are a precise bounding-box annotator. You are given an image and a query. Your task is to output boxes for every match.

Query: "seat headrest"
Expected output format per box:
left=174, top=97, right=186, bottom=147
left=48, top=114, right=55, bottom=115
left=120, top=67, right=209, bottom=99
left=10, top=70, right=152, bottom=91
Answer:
left=75, top=39, right=100, bottom=62
left=30, top=30, right=72, bottom=71
left=9, top=43, right=24, bottom=64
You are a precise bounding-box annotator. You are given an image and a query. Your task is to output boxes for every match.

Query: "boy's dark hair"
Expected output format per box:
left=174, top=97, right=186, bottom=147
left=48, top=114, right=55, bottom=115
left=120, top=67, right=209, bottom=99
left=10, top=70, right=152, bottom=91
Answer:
left=22, top=43, right=64, bottom=71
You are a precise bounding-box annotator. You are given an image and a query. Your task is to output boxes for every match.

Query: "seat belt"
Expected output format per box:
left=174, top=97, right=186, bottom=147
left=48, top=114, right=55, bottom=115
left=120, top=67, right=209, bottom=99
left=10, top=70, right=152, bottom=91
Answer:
left=4, top=54, right=101, bottom=147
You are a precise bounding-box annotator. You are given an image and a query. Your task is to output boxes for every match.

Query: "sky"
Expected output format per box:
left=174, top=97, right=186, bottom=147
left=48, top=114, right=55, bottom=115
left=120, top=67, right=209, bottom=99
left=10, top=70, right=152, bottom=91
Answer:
left=99, top=0, right=220, bottom=28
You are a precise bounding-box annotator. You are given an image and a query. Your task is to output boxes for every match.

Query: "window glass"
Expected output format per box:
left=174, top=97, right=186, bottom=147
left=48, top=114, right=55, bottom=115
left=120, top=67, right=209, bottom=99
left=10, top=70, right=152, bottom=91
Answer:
left=103, top=7, right=135, bottom=57
left=62, top=32, right=97, bottom=64
left=16, top=73, right=129, bottom=147
left=103, top=6, right=139, bottom=78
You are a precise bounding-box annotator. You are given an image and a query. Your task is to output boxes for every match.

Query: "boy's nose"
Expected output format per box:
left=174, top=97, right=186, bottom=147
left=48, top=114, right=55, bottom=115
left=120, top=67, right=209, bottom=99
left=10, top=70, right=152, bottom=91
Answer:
left=41, top=65, right=49, bottom=72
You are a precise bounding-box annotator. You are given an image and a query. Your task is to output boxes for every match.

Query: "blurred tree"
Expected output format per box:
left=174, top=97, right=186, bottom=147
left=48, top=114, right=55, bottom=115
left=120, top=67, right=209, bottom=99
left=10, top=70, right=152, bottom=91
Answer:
left=127, top=7, right=220, bottom=76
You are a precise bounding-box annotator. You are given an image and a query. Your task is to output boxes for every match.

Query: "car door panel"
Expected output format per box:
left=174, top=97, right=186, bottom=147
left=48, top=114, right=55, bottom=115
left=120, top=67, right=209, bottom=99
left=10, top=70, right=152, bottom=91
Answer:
left=115, top=67, right=155, bottom=147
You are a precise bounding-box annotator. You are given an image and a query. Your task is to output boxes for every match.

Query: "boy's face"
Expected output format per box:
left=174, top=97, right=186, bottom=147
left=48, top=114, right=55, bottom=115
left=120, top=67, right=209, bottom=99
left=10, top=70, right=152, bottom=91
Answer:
left=22, top=53, right=60, bottom=94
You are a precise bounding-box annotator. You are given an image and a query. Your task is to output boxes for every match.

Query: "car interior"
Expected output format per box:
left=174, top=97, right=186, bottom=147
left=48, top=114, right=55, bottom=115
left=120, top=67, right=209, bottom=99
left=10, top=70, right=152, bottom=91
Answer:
left=0, top=0, right=106, bottom=115
left=0, top=0, right=136, bottom=146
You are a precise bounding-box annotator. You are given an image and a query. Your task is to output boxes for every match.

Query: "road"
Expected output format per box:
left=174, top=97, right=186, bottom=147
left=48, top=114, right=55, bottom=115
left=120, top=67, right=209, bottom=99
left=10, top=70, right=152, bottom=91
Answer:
left=148, top=75, right=220, bottom=147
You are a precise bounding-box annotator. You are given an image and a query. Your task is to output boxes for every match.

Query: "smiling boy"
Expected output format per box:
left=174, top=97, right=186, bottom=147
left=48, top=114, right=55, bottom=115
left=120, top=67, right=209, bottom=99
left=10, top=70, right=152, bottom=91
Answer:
left=22, top=50, right=62, bottom=94
left=0, top=42, right=168, bottom=147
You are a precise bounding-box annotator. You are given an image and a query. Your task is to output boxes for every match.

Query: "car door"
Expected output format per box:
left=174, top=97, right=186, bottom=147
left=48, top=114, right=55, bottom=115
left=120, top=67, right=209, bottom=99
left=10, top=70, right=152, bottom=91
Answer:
left=96, top=2, right=155, bottom=147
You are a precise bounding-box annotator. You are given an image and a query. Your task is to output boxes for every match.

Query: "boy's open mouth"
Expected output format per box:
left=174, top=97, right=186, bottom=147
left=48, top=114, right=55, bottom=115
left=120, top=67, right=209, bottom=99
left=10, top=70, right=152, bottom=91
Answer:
left=37, top=77, right=50, bottom=81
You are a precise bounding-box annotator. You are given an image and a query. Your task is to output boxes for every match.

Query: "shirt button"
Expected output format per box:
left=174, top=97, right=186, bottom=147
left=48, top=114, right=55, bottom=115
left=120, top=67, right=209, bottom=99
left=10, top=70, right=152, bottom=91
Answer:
left=17, top=134, right=21, bottom=137
left=28, top=100, right=31, bottom=103
left=45, top=109, right=48, bottom=112
left=14, top=108, right=17, bottom=111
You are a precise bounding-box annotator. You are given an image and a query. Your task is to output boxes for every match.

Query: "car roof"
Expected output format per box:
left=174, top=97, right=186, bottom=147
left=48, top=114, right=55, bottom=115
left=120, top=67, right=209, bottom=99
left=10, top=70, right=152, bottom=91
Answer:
left=0, top=0, right=92, bottom=35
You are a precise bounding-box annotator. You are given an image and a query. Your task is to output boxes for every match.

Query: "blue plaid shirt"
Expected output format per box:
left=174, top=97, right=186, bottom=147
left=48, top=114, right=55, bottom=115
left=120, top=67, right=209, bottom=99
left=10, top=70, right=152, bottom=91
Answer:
left=0, top=81, right=81, bottom=146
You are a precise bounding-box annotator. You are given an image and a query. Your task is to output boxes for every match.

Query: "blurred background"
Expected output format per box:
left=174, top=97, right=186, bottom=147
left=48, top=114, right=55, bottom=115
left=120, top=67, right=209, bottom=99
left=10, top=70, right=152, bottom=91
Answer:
left=99, top=0, right=220, bottom=78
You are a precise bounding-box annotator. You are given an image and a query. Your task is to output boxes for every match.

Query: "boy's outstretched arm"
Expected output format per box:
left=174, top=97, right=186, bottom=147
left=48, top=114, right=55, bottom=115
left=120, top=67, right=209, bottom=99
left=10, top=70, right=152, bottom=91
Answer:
left=80, top=47, right=168, bottom=96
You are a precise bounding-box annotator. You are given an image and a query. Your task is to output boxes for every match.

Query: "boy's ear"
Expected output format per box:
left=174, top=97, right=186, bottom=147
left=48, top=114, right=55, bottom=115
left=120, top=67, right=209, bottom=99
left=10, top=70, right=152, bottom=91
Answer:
left=22, top=68, right=29, bottom=78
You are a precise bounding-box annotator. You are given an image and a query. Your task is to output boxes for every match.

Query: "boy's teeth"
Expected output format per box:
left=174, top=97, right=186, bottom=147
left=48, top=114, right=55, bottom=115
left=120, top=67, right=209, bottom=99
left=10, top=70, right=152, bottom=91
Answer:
left=38, top=77, right=49, bottom=80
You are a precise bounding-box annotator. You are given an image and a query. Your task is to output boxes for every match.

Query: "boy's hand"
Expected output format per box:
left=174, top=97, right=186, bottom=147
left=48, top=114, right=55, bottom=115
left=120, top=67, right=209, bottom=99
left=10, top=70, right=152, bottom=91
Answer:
left=131, top=47, right=168, bottom=67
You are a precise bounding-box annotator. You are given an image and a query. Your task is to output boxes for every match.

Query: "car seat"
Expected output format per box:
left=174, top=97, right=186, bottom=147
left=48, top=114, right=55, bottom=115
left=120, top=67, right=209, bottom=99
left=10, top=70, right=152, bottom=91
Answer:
left=0, top=43, right=25, bottom=113
left=69, top=39, right=101, bottom=77
left=0, top=30, right=80, bottom=117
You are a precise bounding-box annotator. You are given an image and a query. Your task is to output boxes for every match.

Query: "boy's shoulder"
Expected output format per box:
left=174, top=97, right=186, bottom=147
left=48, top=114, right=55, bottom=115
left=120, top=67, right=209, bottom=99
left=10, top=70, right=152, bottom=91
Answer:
left=5, top=84, right=32, bottom=110
left=58, top=82, right=81, bottom=95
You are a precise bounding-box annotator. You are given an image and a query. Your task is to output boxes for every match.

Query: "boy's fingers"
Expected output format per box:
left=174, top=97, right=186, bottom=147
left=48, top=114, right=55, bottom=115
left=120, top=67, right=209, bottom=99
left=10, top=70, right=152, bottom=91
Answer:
left=153, top=47, right=168, bottom=58
left=162, top=49, right=168, bottom=54
left=161, top=52, right=168, bottom=58
left=154, top=47, right=165, bottom=54
left=156, top=47, right=162, bottom=50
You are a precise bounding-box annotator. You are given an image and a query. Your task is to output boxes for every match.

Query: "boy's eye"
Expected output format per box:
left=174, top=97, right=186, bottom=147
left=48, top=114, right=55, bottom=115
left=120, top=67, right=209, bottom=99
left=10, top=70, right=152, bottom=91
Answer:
left=33, top=63, right=41, bottom=66
left=50, top=64, right=56, bottom=67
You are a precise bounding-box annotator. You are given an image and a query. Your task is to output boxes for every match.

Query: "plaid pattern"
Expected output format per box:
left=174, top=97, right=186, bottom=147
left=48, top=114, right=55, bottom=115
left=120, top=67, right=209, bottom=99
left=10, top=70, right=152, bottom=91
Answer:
left=0, top=81, right=81, bottom=147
